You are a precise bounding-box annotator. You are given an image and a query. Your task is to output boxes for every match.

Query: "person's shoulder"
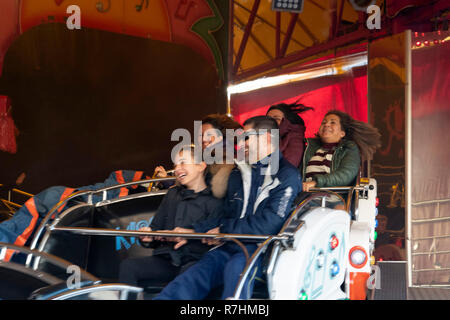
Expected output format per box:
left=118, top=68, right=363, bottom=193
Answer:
left=342, top=139, right=359, bottom=151
left=165, top=185, right=183, bottom=197
left=342, top=138, right=357, bottom=146
left=205, top=193, right=223, bottom=207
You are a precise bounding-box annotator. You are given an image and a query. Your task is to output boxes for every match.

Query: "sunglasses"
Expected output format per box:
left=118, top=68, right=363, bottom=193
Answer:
left=243, top=130, right=264, bottom=141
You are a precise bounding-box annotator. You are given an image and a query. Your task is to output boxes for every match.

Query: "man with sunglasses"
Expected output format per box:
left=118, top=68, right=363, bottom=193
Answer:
left=155, top=116, right=302, bottom=300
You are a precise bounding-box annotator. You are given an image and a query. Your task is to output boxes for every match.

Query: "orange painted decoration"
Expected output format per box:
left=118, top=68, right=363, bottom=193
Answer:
left=349, top=272, right=370, bottom=300
left=19, top=0, right=220, bottom=68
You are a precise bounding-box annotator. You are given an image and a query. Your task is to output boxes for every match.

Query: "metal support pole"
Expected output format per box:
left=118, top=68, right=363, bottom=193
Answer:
left=233, top=0, right=261, bottom=74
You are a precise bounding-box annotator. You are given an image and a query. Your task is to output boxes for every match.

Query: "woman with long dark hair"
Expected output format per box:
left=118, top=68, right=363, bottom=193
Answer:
left=302, top=110, right=381, bottom=191
left=266, top=102, right=313, bottom=167
left=153, top=114, right=242, bottom=198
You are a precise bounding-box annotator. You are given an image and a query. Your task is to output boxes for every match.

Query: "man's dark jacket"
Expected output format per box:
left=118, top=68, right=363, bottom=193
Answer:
left=193, top=152, right=302, bottom=253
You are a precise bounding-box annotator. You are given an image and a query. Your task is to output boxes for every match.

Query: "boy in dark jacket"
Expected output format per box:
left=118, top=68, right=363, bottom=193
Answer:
left=118, top=146, right=222, bottom=286
left=155, top=116, right=302, bottom=300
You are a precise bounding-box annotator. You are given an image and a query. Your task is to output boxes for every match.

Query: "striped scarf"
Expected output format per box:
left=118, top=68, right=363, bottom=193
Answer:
left=305, top=142, right=339, bottom=182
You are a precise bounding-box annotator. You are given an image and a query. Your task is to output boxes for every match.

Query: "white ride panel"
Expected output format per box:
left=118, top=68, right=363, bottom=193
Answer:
left=268, top=207, right=350, bottom=300
left=346, top=178, right=378, bottom=297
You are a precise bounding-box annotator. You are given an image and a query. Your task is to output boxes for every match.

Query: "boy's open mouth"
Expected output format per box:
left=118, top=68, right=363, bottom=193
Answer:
left=176, top=172, right=188, bottom=181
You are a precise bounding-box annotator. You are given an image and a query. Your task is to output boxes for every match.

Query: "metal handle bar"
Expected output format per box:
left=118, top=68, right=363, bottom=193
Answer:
left=50, top=226, right=288, bottom=242
left=28, top=177, right=175, bottom=252
left=90, top=177, right=176, bottom=195
left=49, top=283, right=143, bottom=300
left=0, top=242, right=100, bottom=284
left=309, top=186, right=369, bottom=192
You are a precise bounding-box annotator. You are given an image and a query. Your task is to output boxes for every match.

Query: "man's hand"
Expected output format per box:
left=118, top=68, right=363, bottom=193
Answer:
left=172, top=227, right=194, bottom=250
left=154, top=166, right=168, bottom=178
left=201, top=227, right=222, bottom=246
left=302, top=181, right=317, bottom=192
left=138, top=226, right=153, bottom=243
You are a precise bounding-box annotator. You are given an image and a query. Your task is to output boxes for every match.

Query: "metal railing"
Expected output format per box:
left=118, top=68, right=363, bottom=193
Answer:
left=0, top=183, right=34, bottom=215
left=47, top=283, right=144, bottom=300
left=27, top=177, right=176, bottom=256
left=0, top=242, right=100, bottom=284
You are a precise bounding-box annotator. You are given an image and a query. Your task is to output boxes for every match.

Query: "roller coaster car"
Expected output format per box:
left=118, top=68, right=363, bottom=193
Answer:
left=0, top=243, right=143, bottom=300
left=13, top=176, right=377, bottom=300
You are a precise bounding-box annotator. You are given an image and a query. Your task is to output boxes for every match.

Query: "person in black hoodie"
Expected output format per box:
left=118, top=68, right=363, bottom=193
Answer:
left=266, top=101, right=313, bottom=168
left=118, top=146, right=223, bottom=286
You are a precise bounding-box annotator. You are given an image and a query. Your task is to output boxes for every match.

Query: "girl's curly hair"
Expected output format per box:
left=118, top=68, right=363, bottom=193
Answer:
left=321, top=110, right=381, bottom=160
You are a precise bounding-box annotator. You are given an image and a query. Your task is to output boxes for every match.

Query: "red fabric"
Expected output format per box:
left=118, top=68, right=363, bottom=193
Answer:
left=386, top=0, right=430, bottom=18
left=232, top=75, right=368, bottom=138
left=0, top=95, right=18, bottom=154
left=411, top=38, right=450, bottom=118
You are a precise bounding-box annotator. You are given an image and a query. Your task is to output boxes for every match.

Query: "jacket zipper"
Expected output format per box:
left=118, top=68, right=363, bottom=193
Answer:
left=302, top=139, right=310, bottom=179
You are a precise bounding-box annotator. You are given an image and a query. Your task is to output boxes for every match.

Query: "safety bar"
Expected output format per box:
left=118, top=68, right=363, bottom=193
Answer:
left=309, top=183, right=375, bottom=193
left=232, top=237, right=275, bottom=299
left=0, top=242, right=100, bottom=284
left=49, top=283, right=144, bottom=300
left=0, top=260, right=64, bottom=286
left=90, top=177, right=176, bottom=196
left=50, top=226, right=288, bottom=242
left=309, top=184, right=374, bottom=212
left=279, top=192, right=342, bottom=234
left=47, top=227, right=289, bottom=271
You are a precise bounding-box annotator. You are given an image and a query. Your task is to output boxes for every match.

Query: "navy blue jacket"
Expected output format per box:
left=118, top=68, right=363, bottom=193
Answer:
left=193, top=152, right=302, bottom=240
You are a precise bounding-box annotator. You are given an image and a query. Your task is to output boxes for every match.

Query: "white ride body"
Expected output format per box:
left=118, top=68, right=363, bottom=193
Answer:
left=268, top=207, right=350, bottom=300
left=346, top=178, right=378, bottom=288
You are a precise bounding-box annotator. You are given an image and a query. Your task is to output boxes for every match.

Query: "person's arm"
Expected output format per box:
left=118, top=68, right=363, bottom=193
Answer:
left=314, top=142, right=361, bottom=187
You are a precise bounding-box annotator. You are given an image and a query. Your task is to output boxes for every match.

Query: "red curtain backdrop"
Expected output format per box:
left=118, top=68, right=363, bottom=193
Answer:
left=410, top=32, right=450, bottom=286
left=231, top=74, right=367, bottom=137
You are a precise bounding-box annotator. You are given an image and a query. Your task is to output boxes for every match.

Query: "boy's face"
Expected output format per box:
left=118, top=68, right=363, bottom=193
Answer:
left=174, top=150, right=206, bottom=186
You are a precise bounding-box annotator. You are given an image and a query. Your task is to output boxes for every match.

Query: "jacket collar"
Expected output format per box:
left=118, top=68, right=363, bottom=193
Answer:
left=235, top=151, right=283, bottom=217
left=177, top=185, right=212, bottom=200
left=307, top=137, right=352, bottom=149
